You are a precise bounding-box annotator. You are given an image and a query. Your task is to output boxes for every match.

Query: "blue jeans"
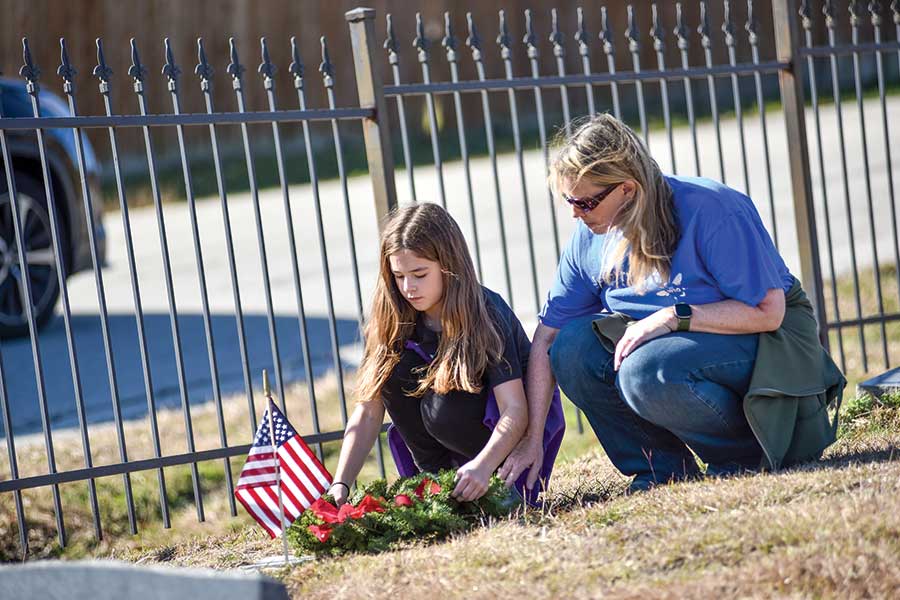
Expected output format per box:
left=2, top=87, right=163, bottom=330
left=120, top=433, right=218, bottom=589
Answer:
left=550, top=315, right=763, bottom=486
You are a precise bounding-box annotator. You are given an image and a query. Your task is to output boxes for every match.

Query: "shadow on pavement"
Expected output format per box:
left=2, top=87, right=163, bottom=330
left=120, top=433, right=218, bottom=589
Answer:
left=0, top=312, right=360, bottom=438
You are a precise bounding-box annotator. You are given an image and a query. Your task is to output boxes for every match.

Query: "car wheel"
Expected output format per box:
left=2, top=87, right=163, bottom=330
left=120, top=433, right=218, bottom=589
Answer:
left=0, top=171, right=67, bottom=338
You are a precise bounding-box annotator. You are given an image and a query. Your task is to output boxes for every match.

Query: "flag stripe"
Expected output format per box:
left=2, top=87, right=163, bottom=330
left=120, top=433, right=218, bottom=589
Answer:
left=261, top=485, right=299, bottom=522
left=243, top=456, right=276, bottom=468
left=248, top=445, right=274, bottom=458
left=277, top=481, right=304, bottom=517
left=279, top=446, right=323, bottom=499
left=268, top=478, right=303, bottom=519
left=239, top=466, right=277, bottom=477
left=248, top=486, right=286, bottom=535
left=238, top=473, right=275, bottom=487
left=291, top=436, right=333, bottom=489
left=280, top=466, right=315, bottom=506
left=278, top=450, right=318, bottom=500
left=279, top=444, right=325, bottom=495
left=241, top=463, right=276, bottom=474
left=235, top=489, right=278, bottom=538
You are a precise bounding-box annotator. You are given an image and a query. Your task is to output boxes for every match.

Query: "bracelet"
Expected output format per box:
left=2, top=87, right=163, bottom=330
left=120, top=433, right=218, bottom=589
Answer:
left=329, top=481, right=350, bottom=494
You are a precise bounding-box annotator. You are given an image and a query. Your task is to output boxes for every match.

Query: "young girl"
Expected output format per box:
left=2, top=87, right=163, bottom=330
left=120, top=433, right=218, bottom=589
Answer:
left=329, top=203, right=563, bottom=505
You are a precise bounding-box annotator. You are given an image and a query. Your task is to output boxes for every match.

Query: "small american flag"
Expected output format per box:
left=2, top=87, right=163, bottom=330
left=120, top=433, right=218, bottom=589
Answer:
left=235, top=402, right=332, bottom=538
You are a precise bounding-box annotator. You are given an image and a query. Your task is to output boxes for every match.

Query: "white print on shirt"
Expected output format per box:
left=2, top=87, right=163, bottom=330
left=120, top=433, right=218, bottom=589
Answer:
left=596, top=229, right=625, bottom=288
left=656, top=272, right=687, bottom=302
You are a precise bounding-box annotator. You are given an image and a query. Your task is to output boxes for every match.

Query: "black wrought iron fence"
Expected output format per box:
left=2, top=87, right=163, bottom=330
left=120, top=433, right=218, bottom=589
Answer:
left=0, top=0, right=899, bottom=558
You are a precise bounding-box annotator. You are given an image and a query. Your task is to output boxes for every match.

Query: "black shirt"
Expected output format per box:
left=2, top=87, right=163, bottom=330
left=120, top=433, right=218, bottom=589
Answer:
left=381, top=286, right=531, bottom=402
left=379, top=287, right=531, bottom=470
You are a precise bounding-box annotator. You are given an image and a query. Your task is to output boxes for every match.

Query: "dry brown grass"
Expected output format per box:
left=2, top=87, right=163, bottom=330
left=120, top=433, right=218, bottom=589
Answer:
left=101, top=403, right=900, bottom=600
left=3, top=390, right=899, bottom=598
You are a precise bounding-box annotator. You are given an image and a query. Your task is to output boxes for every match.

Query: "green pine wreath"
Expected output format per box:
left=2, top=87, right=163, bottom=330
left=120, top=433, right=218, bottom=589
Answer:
left=287, top=470, right=520, bottom=556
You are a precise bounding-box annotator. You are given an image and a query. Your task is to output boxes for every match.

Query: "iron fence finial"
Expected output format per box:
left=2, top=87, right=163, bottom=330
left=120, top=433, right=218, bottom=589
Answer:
left=93, top=38, right=113, bottom=86
left=162, top=38, right=182, bottom=90
left=626, top=5, right=640, bottom=53
left=698, top=1, right=713, bottom=48
left=497, top=9, right=512, bottom=57
left=722, top=0, right=736, bottom=46
left=384, top=14, right=398, bottom=54
left=414, top=12, right=430, bottom=63
left=523, top=9, right=538, bottom=57
left=549, top=8, right=564, bottom=58
left=466, top=12, right=483, bottom=61
left=227, top=37, right=246, bottom=91
left=651, top=4, right=665, bottom=52
left=599, top=6, right=615, bottom=55
left=849, top=0, right=864, bottom=26
left=128, top=38, right=147, bottom=85
left=195, top=38, right=214, bottom=86
left=443, top=12, right=458, bottom=61
left=746, top=0, right=759, bottom=45
left=289, top=36, right=304, bottom=89
left=319, top=36, right=334, bottom=88
left=258, top=37, right=277, bottom=87
left=674, top=3, right=690, bottom=50
left=57, top=38, right=77, bottom=94
left=575, top=7, right=591, bottom=56
left=799, top=0, right=813, bottom=30
left=823, top=0, right=837, bottom=29
left=869, top=1, right=883, bottom=27
left=19, top=38, right=41, bottom=94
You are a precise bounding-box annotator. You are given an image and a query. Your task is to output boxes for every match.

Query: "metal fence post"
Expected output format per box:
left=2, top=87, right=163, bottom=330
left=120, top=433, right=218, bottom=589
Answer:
left=771, top=0, right=827, bottom=344
left=346, top=7, right=398, bottom=229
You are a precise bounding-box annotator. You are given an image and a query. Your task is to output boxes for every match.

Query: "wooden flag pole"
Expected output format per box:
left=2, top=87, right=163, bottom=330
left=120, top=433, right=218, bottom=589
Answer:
left=263, top=369, right=292, bottom=565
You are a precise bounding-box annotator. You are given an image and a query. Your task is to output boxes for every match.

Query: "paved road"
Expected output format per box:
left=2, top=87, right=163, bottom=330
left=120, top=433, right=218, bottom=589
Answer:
left=2, top=95, right=899, bottom=438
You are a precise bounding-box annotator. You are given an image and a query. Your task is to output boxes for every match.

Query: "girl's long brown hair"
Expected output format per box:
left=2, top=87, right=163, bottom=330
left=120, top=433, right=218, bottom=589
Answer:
left=355, top=203, right=504, bottom=402
left=550, top=114, right=679, bottom=292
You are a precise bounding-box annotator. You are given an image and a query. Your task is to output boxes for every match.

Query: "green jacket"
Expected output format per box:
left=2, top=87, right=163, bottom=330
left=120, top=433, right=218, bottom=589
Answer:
left=591, top=279, right=846, bottom=470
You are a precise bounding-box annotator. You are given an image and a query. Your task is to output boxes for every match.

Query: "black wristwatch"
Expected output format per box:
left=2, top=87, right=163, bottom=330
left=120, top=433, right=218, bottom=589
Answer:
left=674, top=303, right=692, bottom=332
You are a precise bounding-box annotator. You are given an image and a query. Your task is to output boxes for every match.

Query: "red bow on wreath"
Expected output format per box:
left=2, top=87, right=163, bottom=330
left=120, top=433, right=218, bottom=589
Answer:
left=414, top=477, right=442, bottom=499
left=307, top=494, right=385, bottom=542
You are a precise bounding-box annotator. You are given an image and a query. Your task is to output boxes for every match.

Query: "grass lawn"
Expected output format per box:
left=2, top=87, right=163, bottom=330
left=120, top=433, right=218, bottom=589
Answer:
left=2, top=386, right=899, bottom=597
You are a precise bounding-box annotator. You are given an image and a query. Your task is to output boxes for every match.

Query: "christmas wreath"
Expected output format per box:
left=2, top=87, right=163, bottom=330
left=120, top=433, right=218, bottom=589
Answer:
left=286, top=470, right=520, bottom=556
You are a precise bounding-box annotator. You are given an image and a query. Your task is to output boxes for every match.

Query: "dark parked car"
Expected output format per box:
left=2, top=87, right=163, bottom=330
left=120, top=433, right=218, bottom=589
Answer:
left=0, top=77, right=106, bottom=337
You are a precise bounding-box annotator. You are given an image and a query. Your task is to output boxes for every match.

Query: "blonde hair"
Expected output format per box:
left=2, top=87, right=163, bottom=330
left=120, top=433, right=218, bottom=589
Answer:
left=355, top=203, right=504, bottom=402
left=550, top=114, right=679, bottom=292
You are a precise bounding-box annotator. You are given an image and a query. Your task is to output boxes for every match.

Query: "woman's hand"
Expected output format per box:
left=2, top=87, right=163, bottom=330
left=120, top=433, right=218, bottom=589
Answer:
left=614, top=307, right=676, bottom=371
left=498, top=436, right=543, bottom=490
left=452, top=460, right=492, bottom=502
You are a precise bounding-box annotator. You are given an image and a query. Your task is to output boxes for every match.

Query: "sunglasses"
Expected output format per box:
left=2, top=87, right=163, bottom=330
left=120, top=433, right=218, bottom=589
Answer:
left=563, top=182, right=622, bottom=212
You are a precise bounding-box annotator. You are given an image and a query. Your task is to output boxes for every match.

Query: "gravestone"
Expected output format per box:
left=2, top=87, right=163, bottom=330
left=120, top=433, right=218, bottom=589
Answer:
left=0, top=560, right=290, bottom=600
left=858, top=366, right=900, bottom=400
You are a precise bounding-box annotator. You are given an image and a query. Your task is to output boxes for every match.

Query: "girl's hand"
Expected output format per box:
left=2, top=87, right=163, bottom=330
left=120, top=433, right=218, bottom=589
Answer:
left=614, top=307, right=677, bottom=371
left=452, top=460, right=491, bottom=502
left=329, top=481, right=350, bottom=506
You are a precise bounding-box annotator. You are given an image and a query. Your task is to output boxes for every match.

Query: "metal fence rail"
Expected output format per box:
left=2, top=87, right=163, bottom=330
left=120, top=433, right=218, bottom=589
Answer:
left=797, top=0, right=900, bottom=375
left=1, top=0, right=899, bottom=557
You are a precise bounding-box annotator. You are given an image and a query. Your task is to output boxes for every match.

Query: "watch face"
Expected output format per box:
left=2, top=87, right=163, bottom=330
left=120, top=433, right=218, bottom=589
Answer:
left=674, top=303, right=692, bottom=319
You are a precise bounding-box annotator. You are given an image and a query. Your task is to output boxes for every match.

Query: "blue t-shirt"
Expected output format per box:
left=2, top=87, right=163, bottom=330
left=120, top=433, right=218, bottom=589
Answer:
left=539, top=175, right=794, bottom=328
